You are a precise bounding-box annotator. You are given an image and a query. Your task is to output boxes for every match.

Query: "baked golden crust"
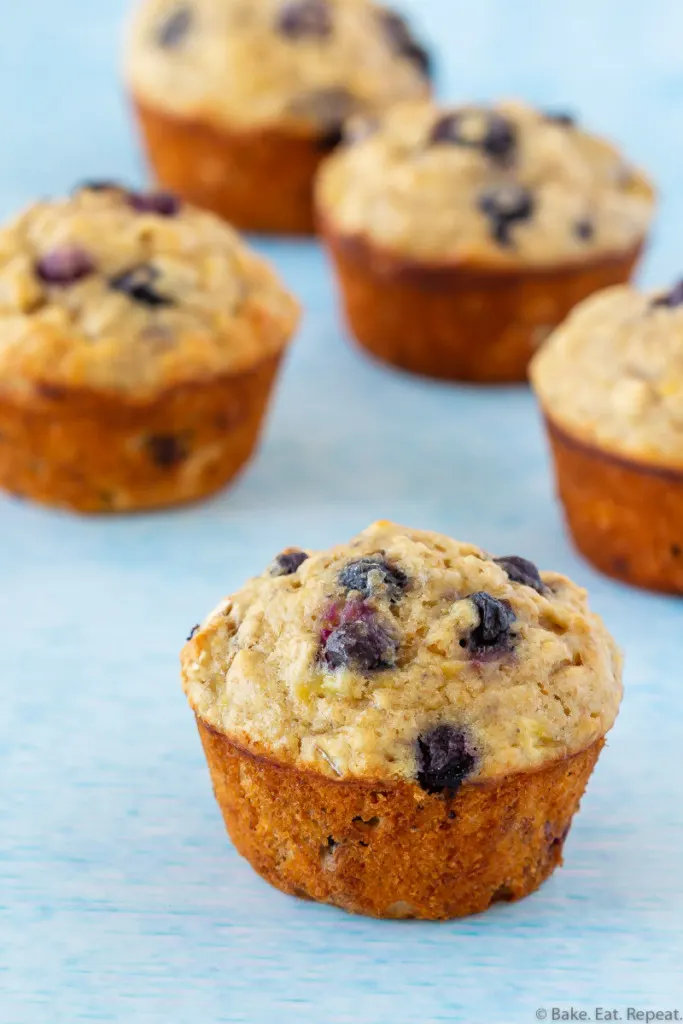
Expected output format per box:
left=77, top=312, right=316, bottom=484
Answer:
left=182, top=521, right=622, bottom=784
left=320, top=218, right=642, bottom=382
left=0, top=187, right=299, bottom=397
left=126, top=0, right=430, bottom=133
left=0, top=187, right=299, bottom=510
left=531, top=283, right=683, bottom=468
left=316, top=99, right=655, bottom=265
left=545, top=416, right=683, bottom=594
left=127, top=0, right=431, bottom=232
left=0, top=352, right=283, bottom=512
left=197, top=717, right=604, bottom=919
left=134, top=98, right=331, bottom=234
left=532, top=279, right=683, bottom=591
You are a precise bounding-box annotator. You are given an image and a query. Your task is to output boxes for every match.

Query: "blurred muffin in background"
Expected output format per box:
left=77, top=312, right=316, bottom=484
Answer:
left=126, top=0, right=432, bottom=234
left=0, top=183, right=299, bottom=513
left=316, top=99, right=655, bottom=382
left=531, top=280, right=683, bottom=594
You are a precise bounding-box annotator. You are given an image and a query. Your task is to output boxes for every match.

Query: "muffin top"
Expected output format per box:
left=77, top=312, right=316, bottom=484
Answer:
left=126, top=0, right=431, bottom=135
left=531, top=281, right=683, bottom=467
left=0, top=184, right=299, bottom=398
left=316, top=100, right=655, bottom=265
left=182, top=521, right=622, bottom=788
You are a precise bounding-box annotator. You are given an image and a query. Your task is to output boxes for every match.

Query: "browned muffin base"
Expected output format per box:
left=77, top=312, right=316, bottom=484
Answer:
left=197, top=717, right=604, bottom=920
left=320, top=224, right=642, bottom=383
left=133, top=99, right=329, bottom=234
left=546, top=417, right=683, bottom=594
left=0, top=354, right=282, bottom=513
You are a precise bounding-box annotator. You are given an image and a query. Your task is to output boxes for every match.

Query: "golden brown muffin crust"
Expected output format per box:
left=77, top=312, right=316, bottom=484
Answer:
left=126, top=0, right=430, bottom=133
left=197, top=718, right=604, bottom=919
left=319, top=216, right=642, bottom=382
left=182, top=521, right=622, bottom=785
left=316, top=99, right=654, bottom=264
left=0, top=185, right=299, bottom=398
left=532, top=282, right=683, bottom=467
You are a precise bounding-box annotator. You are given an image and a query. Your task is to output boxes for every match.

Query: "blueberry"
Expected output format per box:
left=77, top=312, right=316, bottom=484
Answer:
left=128, top=190, right=181, bottom=216
left=338, top=556, right=408, bottom=601
left=339, top=596, right=375, bottom=624
left=75, top=179, right=125, bottom=194
left=290, top=87, right=356, bottom=150
left=35, top=246, right=96, bottom=286
left=544, top=821, right=571, bottom=853
left=323, top=618, right=397, bottom=672
left=270, top=550, right=309, bottom=576
left=145, top=433, right=188, bottom=468
left=545, top=110, right=576, bottom=127
left=319, top=597, right=370, bottom=646
left=478, top=184, right=534, bottom=246
left=316, top=124, right=346, bottom=153
left=157, top=5, right=192, bottom=48
left=462, top=592, right=516, bottom=657
left=430, top=111, right=516, bottom=162
left=35, top=382, right=65, bottom=400
left=482, top=115, right=517, bottom=160
left=379, top=10, right=432, bottom=77
left=276, top=0, right=332, bottom=39
left=652, top=280, right=683, bottom=309
left=110, top=264, right=174, bottom=308
left=416, top=724, right=477, bottom=794
left=430, top=112, right=467, bottom=145
left=575, top=218, right=594, bottom=242
left=494, top=556, right=546, bottom=595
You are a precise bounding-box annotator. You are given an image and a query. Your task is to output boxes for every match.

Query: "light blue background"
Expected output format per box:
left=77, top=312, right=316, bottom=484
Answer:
left=1, top=2, right=682, bottom=1022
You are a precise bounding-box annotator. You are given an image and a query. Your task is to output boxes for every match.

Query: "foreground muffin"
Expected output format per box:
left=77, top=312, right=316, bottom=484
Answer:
left=126, top=0, right=431, bottom=234
left=0, top=184, right=299, bottom=512
left=531, top=281, right=683, bottom=593
left=181, top=520, right=622, bottom=919
left=316, top=100, right=655, bottom=382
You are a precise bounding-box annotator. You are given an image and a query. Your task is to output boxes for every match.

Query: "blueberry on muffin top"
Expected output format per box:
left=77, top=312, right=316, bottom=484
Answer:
left=182, top=521, right=622, bottom=785
left=0, top=184, right=299, bottom=396
left=416, top=724, right=478, bottom=794
left=316, top=99, right=655, bottom=264
left=270, top=549, right=310, bottom=576
left=127, top=0, right=431, bottom=135
left=531, top=281, right=683, bottom=467
left=276, top=0, right=334, bottom=40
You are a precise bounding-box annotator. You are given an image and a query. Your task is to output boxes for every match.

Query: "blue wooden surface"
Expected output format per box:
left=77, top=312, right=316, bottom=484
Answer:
left=1, top=2, right=682, bottom=1021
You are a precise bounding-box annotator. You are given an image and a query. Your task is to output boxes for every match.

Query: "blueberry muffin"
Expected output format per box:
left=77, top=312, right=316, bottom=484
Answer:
left=0, top=183, right=299, bottom=512
left=316, top=100, right=655, bottom=382
left=181, top=520, right=622, bottom=919
left=126, top=0, right=431, bottom=234
left=531, top=280, right=683, bottom=593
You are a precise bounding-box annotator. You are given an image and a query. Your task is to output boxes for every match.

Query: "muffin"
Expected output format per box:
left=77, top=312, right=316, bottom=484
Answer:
left=126, top=0, right=432, bottom=234
left=181, top=520, right=622, bottom=919
left=0, top=183, right=299, bottom=513
left=531, top=281, right=683, bottom=594
left=316, top=100, right=655, bottom=382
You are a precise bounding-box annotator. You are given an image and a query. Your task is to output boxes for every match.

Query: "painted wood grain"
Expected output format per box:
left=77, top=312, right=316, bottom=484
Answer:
left=0, top=1, right=681, bottom=1021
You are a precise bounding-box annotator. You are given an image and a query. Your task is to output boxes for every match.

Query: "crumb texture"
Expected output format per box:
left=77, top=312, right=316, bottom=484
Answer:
left=532, top=282, right=683, bottom=466
left=316, top=100, right=654, bottom=263
left=182, top=521, right=622, bottom=783
left=198, top=719, right=603, bottom=919
left=0, top=186, right=299, bottom=397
